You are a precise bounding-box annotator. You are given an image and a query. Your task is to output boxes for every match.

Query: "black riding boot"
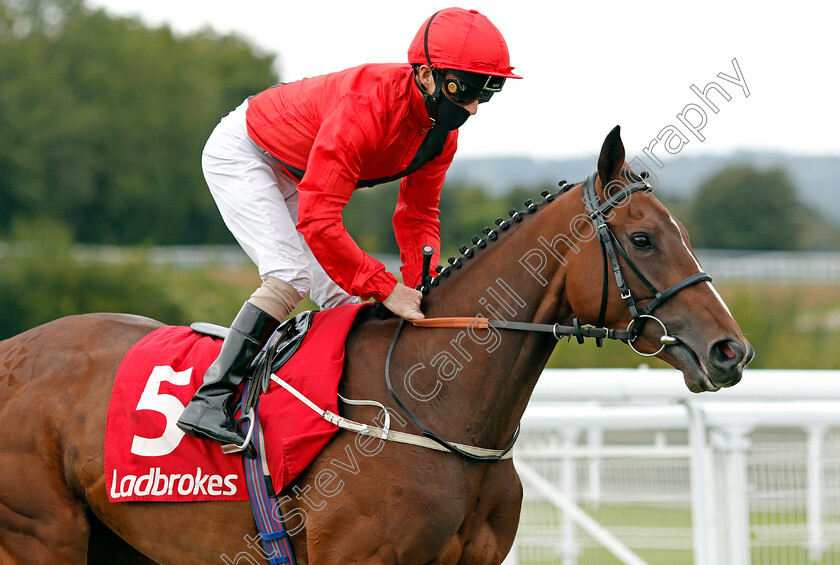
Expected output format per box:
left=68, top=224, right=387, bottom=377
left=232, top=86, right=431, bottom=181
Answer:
left=177, top=302, right=279, bottom=457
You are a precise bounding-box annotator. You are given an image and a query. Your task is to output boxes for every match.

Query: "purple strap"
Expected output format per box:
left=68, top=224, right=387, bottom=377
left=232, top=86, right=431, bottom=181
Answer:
left=240, top=392, right=297, bottom=565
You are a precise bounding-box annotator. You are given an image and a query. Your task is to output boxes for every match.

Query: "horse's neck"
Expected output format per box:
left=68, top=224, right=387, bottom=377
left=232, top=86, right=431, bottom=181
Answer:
left=411, top=195, right=577, bottom=447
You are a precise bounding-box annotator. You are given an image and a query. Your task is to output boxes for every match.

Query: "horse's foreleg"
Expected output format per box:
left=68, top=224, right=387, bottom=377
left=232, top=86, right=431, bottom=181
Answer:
left=0, top=453, right=90, bottom=564
left=457, top=461, right=523, bottom=565
left=86, top=512, right=157, bottom=565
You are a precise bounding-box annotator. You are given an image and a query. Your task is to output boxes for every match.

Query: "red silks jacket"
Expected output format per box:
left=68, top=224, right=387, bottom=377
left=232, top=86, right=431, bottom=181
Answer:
left=246, top=63, right=456, bottom=302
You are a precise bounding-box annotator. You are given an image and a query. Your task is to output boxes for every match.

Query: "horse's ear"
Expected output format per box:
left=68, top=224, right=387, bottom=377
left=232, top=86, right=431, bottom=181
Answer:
left=597, top=125, right=625, bottom=184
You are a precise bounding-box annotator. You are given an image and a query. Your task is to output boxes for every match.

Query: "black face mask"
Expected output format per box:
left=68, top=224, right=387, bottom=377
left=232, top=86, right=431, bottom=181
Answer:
left=434, top=92, right=471, bottom=130
left=420, top=70, right=471, bottom=131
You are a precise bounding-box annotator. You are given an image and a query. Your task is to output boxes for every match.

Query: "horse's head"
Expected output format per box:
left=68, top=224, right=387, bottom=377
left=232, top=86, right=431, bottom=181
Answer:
left=564, top=126, right=753, bottom=392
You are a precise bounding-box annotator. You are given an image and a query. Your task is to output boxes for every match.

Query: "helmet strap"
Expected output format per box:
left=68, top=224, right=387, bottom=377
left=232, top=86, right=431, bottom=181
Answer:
left=413, top=65, right=443, bottom=105
left=417, top=10, right=470, bottom=130
left=422, top=10, right=442, bottom=103
left=423, top=11, right=440, bottom=67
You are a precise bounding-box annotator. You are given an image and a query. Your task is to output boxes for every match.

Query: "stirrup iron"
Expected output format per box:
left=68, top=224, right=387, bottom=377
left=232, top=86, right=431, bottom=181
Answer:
left=221, top=407, right=256, bottom=455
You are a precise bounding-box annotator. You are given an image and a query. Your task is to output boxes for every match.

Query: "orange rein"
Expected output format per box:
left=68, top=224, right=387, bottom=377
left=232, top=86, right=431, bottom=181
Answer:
left=411, top=317, right=490, bottom=329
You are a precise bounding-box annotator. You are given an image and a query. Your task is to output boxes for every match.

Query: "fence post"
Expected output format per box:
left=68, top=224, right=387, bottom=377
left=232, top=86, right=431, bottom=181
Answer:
left=686, top=403, right=716, bottom=565
left=807, top=425, right=827, bottom=561
left=587, top=426, right=603, bottom=507
left=711, top=426, right=752, bottom=565
left=561, top=428, right=580, bottom=565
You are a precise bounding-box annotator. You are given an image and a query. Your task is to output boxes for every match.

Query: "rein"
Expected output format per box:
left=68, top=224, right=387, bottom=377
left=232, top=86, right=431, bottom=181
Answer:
left=384, top=317, right=519, bottom=462
left=382, top=171, right=714, bottom=463
left=412, top=316, right=633, bottom=343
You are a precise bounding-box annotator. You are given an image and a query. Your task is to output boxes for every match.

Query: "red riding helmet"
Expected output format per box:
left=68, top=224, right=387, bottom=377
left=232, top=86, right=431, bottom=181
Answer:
left=407, top=8, right=522, bottom=79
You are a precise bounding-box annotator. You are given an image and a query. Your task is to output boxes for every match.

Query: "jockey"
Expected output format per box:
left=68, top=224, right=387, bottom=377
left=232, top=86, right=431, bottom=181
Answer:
left=177, top=7, right=521, bottom=456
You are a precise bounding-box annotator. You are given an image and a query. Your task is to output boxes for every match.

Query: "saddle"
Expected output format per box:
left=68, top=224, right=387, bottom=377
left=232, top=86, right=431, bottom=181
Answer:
left=191, top=310, right=316, bottom=415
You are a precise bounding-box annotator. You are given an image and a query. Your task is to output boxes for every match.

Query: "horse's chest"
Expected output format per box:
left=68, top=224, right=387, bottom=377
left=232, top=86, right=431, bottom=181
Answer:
left=389, top=462, right=523, bottom=563
left=293, top=441, right=522, bottom=563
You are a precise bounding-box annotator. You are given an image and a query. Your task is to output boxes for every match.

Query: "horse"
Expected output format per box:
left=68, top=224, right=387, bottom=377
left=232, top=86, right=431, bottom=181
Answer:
left=0, top=126, right=753, bottom=564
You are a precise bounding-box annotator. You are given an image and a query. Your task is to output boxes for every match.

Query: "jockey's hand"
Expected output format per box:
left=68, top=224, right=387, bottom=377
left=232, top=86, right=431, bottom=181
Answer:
left=382, top=283, right=425, bottom=321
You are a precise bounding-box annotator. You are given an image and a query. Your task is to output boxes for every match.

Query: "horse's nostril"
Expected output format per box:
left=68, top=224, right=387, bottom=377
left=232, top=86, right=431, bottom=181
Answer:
left=711, top=339, right=744, bottom=368
left=719, top=341, right=736, bottom=360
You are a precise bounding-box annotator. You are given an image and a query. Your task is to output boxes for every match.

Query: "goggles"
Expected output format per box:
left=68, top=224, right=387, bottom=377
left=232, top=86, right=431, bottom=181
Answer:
left=441, top=70, right=505, bottom=104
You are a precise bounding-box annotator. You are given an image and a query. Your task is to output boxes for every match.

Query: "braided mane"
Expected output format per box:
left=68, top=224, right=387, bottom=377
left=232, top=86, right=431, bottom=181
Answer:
left=426, top=179, right=579, bottom=292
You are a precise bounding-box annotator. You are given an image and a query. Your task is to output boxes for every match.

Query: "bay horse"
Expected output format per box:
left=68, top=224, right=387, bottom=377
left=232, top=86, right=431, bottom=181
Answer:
left=0, top=127, right=752, bottom=564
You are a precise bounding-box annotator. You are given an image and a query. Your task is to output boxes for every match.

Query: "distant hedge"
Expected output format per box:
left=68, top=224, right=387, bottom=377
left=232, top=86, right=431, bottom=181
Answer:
left=0, top=219, right=183, bottom=338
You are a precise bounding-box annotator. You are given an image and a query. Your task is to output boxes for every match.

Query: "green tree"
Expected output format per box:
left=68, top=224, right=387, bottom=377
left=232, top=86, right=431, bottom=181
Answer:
left=0, top=218, right=189, bottom=338
left=342, top=182, right=401, bottom=255
left=0, top=0, right=277, bottom=244
left=342, top=181, right=558, bottom=260
left=688, top=165, right=803, bottom=250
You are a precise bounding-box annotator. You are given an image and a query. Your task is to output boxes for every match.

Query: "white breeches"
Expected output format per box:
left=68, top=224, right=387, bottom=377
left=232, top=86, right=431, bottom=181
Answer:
left=201, top=100, right=358, bottom=310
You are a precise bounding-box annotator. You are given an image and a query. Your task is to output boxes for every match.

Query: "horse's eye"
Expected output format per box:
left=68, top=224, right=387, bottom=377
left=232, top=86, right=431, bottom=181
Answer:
left=630, top=233, right=652, bottom=249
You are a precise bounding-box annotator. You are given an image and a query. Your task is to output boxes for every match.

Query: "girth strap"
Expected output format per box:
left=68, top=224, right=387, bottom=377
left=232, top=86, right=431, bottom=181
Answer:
left=238, top=391, right=297, bottom=564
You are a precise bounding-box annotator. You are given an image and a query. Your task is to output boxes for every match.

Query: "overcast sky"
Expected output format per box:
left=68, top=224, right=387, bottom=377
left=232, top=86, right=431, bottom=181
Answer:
left=87, top=0, right=839, bottom=163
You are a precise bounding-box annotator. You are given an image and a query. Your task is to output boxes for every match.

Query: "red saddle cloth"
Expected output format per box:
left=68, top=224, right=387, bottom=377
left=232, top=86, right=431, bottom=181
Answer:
left=105, top=303, right=365, bottom=502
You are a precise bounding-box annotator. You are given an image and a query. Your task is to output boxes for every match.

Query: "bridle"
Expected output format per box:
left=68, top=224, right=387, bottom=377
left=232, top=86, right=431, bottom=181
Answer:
left=581, top=170, right=712, bottom=356
left=383, top=171, right=713, bottom=461
left=407, top=171, right=714, bottom=352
